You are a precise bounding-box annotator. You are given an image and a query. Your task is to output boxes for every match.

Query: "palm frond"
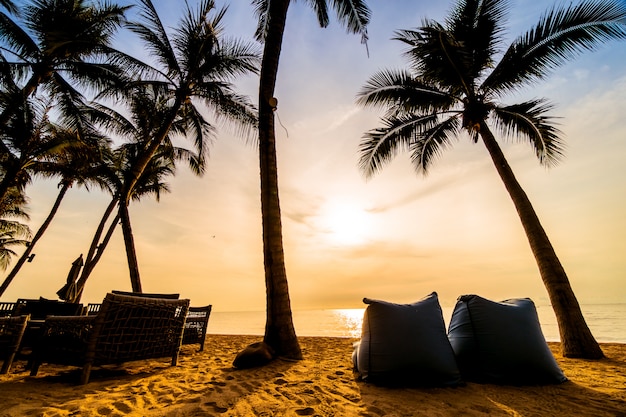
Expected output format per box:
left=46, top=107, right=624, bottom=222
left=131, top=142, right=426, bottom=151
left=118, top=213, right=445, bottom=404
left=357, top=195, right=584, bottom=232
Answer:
left=484, top=0, right=626, bottom=94
left=251, top=0, right=270, bottom=42
left=446, top=0, right=510, bottom=81
left=304, top=0, right=330, bottom=28
left=492, top=99, right=564, bottom=166
left=359, top=112, right=448, bottom=178
left=328, top=0, right=370, bottom=46
left=126, top=0, right=179, bottom=82
left=356, top=68, right=457, bottom=116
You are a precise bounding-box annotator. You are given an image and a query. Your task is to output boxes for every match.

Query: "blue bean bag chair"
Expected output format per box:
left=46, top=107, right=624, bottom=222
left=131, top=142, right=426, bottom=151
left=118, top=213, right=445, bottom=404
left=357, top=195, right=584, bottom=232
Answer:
left=352, top=292, right=462, bottom=386
left=447, top=295, right=567, bottom=385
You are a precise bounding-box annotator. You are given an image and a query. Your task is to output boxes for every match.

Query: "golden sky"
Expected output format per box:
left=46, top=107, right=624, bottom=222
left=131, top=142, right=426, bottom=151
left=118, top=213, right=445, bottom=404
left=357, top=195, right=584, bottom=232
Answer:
left=3, top=0, right=625, bottom=311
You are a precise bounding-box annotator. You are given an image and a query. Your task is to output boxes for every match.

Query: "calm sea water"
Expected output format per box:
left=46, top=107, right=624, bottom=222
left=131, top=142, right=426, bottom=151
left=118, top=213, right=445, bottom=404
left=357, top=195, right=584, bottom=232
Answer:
left=207, top=304, right=626, bottom=343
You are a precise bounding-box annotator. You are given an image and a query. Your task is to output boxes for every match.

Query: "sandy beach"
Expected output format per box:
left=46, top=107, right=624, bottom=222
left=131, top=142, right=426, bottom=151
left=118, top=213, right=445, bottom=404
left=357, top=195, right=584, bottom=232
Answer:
left=0, top=335, right=624, bottom=416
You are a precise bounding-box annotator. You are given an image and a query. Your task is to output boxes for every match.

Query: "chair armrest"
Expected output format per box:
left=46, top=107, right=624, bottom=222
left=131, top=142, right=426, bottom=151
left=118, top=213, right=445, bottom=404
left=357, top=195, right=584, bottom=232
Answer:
left=32, top=316, right=96, bottom=365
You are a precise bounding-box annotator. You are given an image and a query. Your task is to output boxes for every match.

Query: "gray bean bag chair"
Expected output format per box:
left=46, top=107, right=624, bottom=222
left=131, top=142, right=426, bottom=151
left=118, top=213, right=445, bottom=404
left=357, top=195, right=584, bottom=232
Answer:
left=447, top=295, right=567, bottom=385
left=352, top=292, right=462, bottom=386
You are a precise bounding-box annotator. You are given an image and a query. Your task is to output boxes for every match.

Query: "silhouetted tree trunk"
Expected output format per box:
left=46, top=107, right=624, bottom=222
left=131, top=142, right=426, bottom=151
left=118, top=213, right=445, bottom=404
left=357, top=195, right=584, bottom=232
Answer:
left=258, top=0, right=302, bottom=360
left=73, top=198, right=120, bottom=302
left=0, top=182, right=70, bottom=296
left=119, top=201, right=141, bottom=292
left=479, top=121, right=603, bottom=358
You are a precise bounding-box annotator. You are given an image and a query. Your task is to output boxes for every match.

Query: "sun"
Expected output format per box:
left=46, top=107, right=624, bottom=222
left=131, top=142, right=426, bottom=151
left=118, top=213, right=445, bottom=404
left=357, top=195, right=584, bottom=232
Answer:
left=317, top=201, right=372, bottom=245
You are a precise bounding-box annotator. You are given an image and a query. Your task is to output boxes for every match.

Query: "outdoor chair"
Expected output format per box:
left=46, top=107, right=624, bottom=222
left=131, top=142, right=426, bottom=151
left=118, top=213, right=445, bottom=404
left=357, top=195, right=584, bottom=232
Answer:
left=0, top=315, right=29, bottom=374
left=85, top=303, right=101, bottom=315
left=13, top=298, right=83, bottom=320
left=111, top=290, right=180, bottom=299
left=0, top=302, right=16, bottom=317
left=182, top=305, right=212, bottom=351
left=29, top=292, right=190, bottom=384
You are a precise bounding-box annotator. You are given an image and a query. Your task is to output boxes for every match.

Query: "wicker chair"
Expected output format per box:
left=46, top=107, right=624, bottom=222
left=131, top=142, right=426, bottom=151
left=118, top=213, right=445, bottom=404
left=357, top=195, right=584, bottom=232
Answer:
left=182, top=305, right=212, bottom=351
left=13, top=298, right=83, bottom=319
left=29, top=293, right=189, bottom=384
left=0, top=315, right=29, bottom=374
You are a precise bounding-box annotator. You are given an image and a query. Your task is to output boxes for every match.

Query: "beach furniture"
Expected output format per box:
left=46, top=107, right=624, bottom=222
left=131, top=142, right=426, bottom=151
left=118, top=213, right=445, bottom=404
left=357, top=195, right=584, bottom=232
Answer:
left=12, top=298, right=84, bottom=319
left=85, top=303, right=102, bottom=315
left=352, top=292, right=462, bottom=386
left=110, top=291, right=211, bottom=352
left=0, top=315, right=29, bottom=374
left=0, top=302, right=17, bottom=317
left=182, top=305, right=212, bottom=351
left=29, top=292, right=189, bottom=384
left=448, top=295, right=567, bottom=385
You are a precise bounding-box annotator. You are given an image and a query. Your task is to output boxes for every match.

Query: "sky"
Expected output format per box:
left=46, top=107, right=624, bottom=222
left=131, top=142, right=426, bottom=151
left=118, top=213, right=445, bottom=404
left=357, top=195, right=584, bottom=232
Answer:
left=3, top=0, right=626, bottom=313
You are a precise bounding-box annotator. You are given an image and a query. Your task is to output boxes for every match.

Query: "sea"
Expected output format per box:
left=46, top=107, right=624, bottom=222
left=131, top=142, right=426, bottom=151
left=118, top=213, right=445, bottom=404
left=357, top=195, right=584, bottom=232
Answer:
left=207, top=303, right=626, bottom=343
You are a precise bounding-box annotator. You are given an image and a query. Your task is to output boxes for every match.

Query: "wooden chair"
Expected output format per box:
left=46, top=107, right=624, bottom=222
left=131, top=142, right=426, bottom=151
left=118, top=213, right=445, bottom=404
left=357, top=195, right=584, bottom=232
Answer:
left=0, top=302, right=16, bottom=317
left=29, top=293, right=189, bottom=384
left=182, top=305, right=212, bottom=351
left=0, top=315, right=29, bottom=374
left=85, top=303, right=101, bottom=315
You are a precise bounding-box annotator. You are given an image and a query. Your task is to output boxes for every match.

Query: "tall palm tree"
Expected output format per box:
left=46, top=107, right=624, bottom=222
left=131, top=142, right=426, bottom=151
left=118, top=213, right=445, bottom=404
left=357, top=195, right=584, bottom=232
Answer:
left=0, top=96, right=74, bottom=210
left=0, top=126, right=112, bottom=297
left=250, top=0, right=370, bottom=359
left=117, top=0, right=258, bottom=214
left=72, top=140, right=178, bottom=302
left=83, top=86, right=208, bottom=293
left=356, top=0, right=626, bottom=359
left=0, top=0, right=130, bottom=130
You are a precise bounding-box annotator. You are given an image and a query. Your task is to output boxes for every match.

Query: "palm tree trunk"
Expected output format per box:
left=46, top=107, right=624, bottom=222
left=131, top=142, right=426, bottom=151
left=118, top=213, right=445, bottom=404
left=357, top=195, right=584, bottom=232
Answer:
left=73, top=197, right=120, bottom=302
left=119, top=200, right=142, bottom=292
left=258, top=0, right=302, bottom=360
left=479, top=121, right=603, bottom=359
left=0, top=182, right=70, bottom=297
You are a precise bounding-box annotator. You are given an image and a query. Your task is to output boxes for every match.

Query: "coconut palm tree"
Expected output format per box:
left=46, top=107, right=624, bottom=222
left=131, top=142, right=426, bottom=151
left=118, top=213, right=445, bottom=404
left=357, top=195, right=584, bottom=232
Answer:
left=0, top=96, right=75, bottom=210
left=356, top=0, right=626, bottom=359
left=82, top=85, right=209, bottom=293
left=250, top=0, right=370, bottom=359
left=117, top=0, right=258, bottom=213
left=0, top=126, right=112, bottom=297
left=0, top=0, right=131, bottom=130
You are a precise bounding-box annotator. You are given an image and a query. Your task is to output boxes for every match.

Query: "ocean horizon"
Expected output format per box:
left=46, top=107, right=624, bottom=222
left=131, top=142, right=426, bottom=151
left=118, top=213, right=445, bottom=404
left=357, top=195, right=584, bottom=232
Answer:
left=207, top=303, right=626, bottom=343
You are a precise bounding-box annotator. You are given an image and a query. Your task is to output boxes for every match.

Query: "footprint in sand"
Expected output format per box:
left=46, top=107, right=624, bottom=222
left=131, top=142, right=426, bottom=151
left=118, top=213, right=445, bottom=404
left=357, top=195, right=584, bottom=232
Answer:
left=205, top=401, right=228, bottom=413
left=112, top=401, right=133, bottom=414
left=295, top=407, right=316, bottom=416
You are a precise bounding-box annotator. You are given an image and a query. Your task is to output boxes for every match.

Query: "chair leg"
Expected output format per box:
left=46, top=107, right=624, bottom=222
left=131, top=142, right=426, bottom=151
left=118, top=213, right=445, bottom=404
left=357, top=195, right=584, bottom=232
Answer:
left=1, top=355, right=13, bottom=374
left=80, top=364, right=92, bottom=385
left=29, top=362, right=40, bottom=376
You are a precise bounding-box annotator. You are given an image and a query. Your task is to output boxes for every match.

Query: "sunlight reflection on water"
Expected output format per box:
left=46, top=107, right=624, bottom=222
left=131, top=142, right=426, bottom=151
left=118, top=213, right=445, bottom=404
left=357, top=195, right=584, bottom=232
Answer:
left=207, top=304, right=626, bottom=342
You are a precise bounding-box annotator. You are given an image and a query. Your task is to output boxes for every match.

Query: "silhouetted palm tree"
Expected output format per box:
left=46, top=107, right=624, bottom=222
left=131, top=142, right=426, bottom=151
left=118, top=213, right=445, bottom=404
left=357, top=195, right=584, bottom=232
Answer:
left=0, top=187, right=30, bottom=270
left=116, top=0, right=258, bottom=212
left=0, top=0, right=130, bottom=129
left=80, top=85, right=209, bottom=293
left=0, top=96, right=73, bottom=210
left=250, top=0, right=370, bottom=359
left=0, top=126, right=112, bottom=297
left=356, top=0, right=626, bottom=358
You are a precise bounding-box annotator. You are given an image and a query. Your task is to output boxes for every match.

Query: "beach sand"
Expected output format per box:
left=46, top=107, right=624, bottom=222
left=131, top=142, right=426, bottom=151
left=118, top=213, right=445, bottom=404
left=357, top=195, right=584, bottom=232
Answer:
left=0, top=336, right=624, bottom=416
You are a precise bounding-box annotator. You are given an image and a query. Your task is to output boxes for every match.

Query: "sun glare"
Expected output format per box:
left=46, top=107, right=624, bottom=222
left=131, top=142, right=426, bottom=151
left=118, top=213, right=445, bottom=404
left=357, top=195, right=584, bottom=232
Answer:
left=317, top=201, right=372, bottom=245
